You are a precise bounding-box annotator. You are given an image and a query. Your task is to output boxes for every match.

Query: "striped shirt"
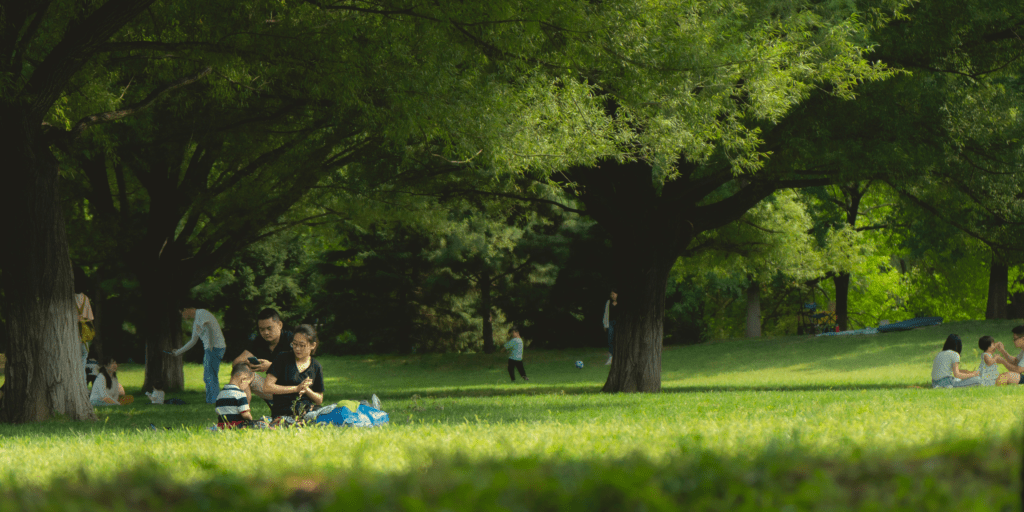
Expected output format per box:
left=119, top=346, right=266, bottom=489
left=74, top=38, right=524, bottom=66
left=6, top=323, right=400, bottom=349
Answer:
left=175, top=309, right=226, bottom=355
left=214, top=384, right=250, bottom=422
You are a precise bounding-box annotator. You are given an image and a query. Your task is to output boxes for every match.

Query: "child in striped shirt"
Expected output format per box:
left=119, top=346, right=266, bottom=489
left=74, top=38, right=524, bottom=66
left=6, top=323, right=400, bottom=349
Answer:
left=215, top=363, right=254, bottom=428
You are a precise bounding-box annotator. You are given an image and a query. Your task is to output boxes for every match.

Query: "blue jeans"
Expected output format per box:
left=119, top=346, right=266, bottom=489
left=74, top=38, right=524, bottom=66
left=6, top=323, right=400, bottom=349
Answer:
left=606, top=320, right=616, bottom=354
left=204, top=347, right=226, bottom=403
left=932, top=376, right=982, bottom=388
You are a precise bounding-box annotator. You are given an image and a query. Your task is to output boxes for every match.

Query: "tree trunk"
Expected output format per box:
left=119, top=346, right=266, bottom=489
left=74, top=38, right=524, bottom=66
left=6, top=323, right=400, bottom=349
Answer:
left=1009, top=280, right=1024, bottom=320
left=986, top=260, right=1009, bottom=320
left=834, top=272, right=851, bottom=331
left=745, top=280, right=762, bottom=338
left=0, top=107, right=95, bottom=422
left=480, top=270, right=495, bottom=354
left=601, top=244, right=674, bottom=393
left=139, top=268, right=185, bottom=391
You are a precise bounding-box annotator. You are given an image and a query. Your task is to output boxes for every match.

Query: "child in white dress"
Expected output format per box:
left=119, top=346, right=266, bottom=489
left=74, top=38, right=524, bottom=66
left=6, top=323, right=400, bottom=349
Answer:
left=977, top=336, right=1006, bottom=386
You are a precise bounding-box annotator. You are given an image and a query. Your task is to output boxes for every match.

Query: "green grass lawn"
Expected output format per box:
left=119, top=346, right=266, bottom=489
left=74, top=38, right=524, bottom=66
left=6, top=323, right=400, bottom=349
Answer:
left=1, top=320, right=1022, bottom=510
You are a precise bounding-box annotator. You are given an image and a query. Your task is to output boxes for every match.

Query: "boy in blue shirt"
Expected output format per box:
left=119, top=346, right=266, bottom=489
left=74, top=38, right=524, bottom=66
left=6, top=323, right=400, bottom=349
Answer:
left=503, top=327, right=529, bottom=383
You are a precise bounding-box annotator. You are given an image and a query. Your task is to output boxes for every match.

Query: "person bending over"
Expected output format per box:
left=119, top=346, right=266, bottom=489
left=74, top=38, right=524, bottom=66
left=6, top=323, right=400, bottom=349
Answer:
left=262, top=324, right=324, bottom=418
left=172, top=305, right=227, bottom=404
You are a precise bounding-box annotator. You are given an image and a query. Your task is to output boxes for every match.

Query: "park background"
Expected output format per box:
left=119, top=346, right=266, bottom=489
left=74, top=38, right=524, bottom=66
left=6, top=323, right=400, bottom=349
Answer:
left=3, top=0, right=1024, bottom=509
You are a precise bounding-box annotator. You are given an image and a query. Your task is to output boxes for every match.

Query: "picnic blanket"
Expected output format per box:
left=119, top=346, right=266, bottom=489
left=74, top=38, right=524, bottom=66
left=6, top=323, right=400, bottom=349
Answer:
left=876, top=316, right=943, bottom=333
left=817, top=327, right=879, bottom=337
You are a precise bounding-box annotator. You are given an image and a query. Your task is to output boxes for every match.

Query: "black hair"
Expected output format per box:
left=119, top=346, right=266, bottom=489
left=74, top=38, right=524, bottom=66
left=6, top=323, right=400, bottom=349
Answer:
left=98, top=356, right=117, bottom=389
left=509, top=326, right=519, bottom=334
left=979, top=336, right=995, bottom=352
left=257, top=308, right=282, bottom=323
left=942, top=334, right=963, bottom=354
left=294, top=324, right=318, bottom=355
left=231, top=363, right=254, bottom=379
left=1013, top=326, right=1024, bottom=337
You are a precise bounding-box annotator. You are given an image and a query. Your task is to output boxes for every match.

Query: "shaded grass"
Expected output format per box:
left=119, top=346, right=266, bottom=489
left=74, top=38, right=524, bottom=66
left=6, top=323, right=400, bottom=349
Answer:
left=0, top=320, right=1022, bottom=510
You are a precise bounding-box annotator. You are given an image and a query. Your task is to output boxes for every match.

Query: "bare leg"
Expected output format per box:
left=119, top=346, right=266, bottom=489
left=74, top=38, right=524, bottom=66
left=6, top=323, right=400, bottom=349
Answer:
left=998, top=372, right=1021, bottom=386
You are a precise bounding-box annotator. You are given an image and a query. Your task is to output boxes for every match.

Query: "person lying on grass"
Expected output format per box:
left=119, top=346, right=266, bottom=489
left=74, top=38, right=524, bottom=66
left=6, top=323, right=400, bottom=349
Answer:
left=988, top=325, right=1024, bottom=385
left=215, top=363, right=255, bottom=429
left=90, top=356, right=132, bottom=406
left=931, top=334, right=981, bottom=388
left=262, top=324, right=324, bottom=418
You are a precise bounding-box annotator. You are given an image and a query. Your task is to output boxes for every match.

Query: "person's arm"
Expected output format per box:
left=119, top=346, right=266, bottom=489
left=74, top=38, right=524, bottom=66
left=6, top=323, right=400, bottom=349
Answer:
left=232, top=349, right=256, bottom=366
left=995, top=342, right=1016, bottom=362
left=241, top=409, right=253, bottom=421
left=951, top=362, right=979, bottom=379
left=173, top=317, right=201, bottom=356
left=262, top=373, right=310, bottom=396
left=603, top=301, right=610, bottom=330
left=984, top=353, right=996, bottom=366
left=301, top=366, right=324, bottom=405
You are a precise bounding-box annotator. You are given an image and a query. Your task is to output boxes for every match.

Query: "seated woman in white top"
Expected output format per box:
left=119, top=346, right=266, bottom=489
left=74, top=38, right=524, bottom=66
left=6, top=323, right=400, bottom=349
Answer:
left=931, top=334, right=981, bottom=388
left=90, top=357, right=126, bottom=406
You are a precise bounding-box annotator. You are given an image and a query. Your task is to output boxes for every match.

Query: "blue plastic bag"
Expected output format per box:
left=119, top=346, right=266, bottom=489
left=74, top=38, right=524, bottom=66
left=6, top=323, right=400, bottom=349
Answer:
left=315, top=404, right=389, bottom=427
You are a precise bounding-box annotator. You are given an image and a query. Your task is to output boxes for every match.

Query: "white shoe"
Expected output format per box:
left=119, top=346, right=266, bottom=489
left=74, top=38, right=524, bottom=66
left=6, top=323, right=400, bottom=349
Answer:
left=605, top=356, right=612, bottom=365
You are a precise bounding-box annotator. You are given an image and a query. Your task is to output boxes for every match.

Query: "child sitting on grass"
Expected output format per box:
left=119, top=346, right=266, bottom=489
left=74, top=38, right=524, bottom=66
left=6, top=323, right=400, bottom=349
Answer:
left=503, top=327, right=528, bottom=383
left=215, top=363, right=254, bottom=428
left=976, top=336, right=1011, bottom=386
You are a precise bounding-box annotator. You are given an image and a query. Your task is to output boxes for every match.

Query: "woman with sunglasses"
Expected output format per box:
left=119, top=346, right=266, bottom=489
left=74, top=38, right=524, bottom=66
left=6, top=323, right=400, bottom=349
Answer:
left=262, top=324, right=324, bottom=418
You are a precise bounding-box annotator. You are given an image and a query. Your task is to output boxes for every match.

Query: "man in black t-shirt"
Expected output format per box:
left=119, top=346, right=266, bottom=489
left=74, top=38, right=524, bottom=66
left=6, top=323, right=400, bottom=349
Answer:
left=232, top=308, right=293, bottom=404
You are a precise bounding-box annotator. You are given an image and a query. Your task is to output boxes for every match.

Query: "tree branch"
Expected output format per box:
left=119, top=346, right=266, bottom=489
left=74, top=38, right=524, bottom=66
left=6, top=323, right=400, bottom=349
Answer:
left=68, top=66, right=212, bottom=138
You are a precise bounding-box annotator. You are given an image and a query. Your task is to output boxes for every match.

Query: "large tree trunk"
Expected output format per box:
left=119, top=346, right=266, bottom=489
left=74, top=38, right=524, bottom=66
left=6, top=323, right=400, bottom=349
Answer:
left=139, top=268, right=185, bottom=391
left=0, top=108, right=95, bottom=422
left=745, top=280, right=762, bottom=338
left=602, top=241, right=675, bottom=393
left=833, top=272, right=851, bottom=331
left=986, top=260, right=1008, bottom=320
left=480, top=270, right=495, bottom=354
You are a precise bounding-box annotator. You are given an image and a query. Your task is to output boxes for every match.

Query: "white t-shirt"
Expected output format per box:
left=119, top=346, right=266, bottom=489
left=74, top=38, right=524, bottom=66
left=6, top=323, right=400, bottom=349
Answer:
left=90, top=374, right=120, bottom=403
left=174, top=309, right=226, bottom=355
left=931, top=350, right=960, bottom=381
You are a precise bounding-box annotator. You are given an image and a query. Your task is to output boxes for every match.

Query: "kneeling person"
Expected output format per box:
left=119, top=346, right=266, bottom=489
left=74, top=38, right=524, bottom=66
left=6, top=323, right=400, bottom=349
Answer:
left=215, top=364, right=254, bottom=428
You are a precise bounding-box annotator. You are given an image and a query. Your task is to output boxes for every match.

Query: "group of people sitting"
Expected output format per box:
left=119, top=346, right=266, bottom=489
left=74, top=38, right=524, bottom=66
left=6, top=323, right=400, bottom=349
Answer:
left=88, top=308, right=327, bottom=427
left=931, top=326, right=1024, bottom=387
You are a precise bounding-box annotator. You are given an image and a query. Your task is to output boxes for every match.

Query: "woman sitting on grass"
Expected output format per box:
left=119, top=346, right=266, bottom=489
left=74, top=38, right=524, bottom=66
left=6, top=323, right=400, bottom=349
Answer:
left=262, top=324, right=324, bottom=418
left=931, top=334, right=981, bottom=388
left=90, top=356, right=131, bottom=406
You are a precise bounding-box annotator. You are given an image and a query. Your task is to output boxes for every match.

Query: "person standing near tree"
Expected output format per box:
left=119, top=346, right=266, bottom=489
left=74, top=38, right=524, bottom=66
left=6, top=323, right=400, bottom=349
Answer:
left=231, top=308, right=294, bottom=405
left=503, top=327, right=528, bottom=383
left=172, top=305, right=227, bottom=404
left=73, top=268, right=95, bottom=371
left=602, top=289, right=618, bottom=366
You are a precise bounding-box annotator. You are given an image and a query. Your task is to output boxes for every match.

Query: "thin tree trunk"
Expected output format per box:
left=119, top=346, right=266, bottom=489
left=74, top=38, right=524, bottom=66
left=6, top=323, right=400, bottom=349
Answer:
left=0, top=108, right=95, bottom=422
left=834, top=272, right=851, bottom=331
left=481, top=270, right=494, bottom=354
left=745, top=280, right=762, bottom=338
left=986, top=260, right=1009, bottom=320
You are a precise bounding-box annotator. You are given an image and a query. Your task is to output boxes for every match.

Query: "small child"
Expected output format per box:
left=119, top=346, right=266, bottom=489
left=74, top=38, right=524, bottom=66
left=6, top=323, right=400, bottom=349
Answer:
left=215, top=363, right=254, bottom=428
left=503, top=327, right=528, bottom=383
left=977, top=336, right=1008, bottom=386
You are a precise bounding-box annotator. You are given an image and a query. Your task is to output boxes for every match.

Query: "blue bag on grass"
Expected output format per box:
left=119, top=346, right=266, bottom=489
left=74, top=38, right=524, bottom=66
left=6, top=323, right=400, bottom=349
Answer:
left=316, top=404, right=388, bottom=427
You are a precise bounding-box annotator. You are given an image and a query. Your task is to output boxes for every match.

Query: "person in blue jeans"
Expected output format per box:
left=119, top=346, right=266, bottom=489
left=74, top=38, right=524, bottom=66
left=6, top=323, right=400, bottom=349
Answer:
left=173, top=305, right=227, bottom=403
left=931, top=334, right=981, bottom=388
left=602, top=289, right=618, bottom=365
